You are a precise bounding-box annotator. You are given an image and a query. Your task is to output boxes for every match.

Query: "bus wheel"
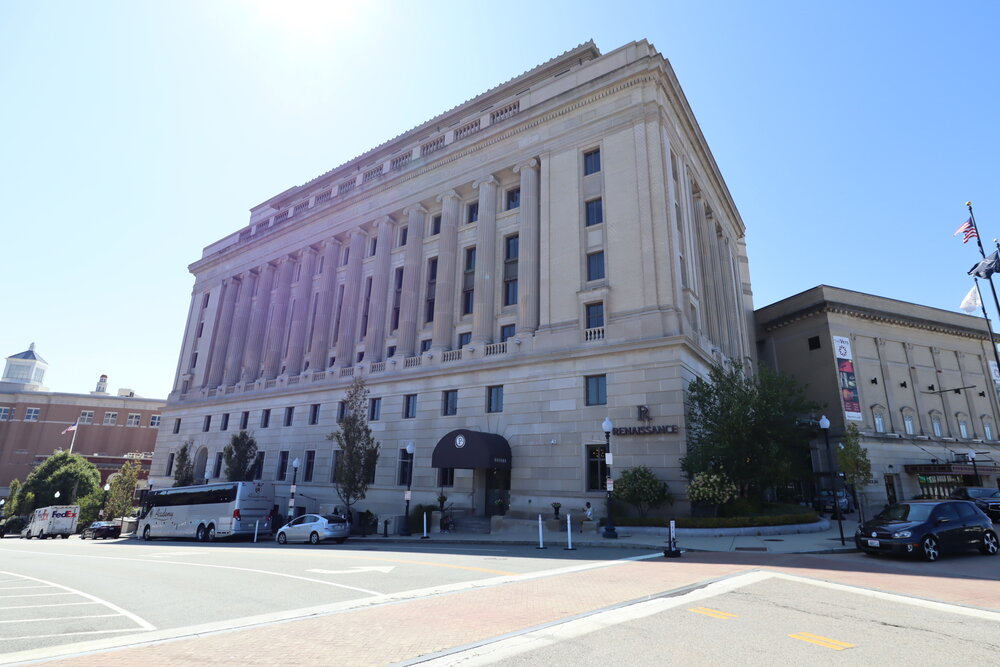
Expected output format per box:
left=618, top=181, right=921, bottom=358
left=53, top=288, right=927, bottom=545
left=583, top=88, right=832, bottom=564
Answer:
left=142, top=526, right=151, bottom=541
left=207, top=525, right=216, bottom=541
left=196, top=525, right=207, bottom=541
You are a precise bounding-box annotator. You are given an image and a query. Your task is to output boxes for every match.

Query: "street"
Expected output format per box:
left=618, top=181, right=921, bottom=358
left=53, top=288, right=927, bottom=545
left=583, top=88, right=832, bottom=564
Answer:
left=0, top=534, right=998, bottom=665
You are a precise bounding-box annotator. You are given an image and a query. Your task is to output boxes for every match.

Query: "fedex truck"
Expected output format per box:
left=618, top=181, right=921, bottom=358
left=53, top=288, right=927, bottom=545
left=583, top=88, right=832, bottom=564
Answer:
left=22, top=505, right=81, bottom=539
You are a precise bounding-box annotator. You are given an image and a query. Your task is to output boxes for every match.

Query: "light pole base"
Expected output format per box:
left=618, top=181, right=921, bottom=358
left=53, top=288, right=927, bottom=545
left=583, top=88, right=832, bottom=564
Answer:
left=602, top=527, right=618, bottom=539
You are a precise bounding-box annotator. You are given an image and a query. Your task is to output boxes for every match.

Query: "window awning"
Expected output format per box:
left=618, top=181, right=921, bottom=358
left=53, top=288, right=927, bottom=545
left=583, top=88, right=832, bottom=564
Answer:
left=432, top=429, right=512, bottom=470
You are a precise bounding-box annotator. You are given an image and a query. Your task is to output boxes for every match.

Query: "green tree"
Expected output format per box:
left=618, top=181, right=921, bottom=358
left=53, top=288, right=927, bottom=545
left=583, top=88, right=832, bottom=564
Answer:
left=4, top=479, right=21, bottom=517
left=173, top=441, right=196, bottom=487
left=681, top=360, right=819, bottom=499
left=836, top=423, right=875, bottom=488
left=328, top=377, right=380, bottom=519
left=14, top=451, right=100, bottom=513
left=106, top=460, right=141, bottom=521
left=223, top=431, right=258, bottom=482
left=612, top=466, right=673, bottom=517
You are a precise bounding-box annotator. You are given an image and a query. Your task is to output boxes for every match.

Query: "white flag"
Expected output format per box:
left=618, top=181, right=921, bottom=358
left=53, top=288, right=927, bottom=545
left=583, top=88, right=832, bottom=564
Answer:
left=960, top=284, right=981, bottom=314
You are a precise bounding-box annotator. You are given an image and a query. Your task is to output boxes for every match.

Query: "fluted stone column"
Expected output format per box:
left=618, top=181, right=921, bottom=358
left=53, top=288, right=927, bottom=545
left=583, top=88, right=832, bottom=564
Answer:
left=432, top=191, right=461, bottom=351
left=397, top=205, right=427, bottom=357
left=336, top=230, right=367, bottom=365
left=241, top=264, right=275, bottom=382
left=283, top=248, right=317, bottom=376
left=471, top=176, right=499, bottom=345
left=365, top=218, right=394, bottom=362
left=205, top=277, right=239, bottom=387
left=307, top=238, right=341, bottom=371
left=515, top=159, right=540, bottom=335
left=223, top=271, right=257, bottom=385
left=263, top=256, right=296, bottom=378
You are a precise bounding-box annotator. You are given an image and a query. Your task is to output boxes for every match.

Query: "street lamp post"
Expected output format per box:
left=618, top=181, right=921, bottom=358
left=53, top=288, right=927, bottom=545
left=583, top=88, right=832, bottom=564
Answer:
left=602, top=417, right=617, bottom=539
left=968, top=450, right=981, bottom=486
left=100, top=483, right=111, bottom=519
left=287, top=457, right=301, bottom=525
left=819, top=415, right=845, bottom=546
left=400, top=443, right=415, bottom=536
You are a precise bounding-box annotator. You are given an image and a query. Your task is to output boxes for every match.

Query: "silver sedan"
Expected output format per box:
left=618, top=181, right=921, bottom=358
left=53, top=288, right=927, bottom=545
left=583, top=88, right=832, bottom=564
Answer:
left=275, top=514, right=349, bottom=545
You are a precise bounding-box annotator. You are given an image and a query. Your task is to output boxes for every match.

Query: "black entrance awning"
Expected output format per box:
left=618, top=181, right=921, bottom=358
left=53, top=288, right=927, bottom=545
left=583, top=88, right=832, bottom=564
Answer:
left=432, top=429, right=511, bottom=470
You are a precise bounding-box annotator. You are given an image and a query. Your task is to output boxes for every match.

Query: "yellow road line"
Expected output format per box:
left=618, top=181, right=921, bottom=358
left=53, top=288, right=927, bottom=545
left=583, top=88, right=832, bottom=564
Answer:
left=688, top=606, right=738, bottom=619
left=789, top=632, right=855, bottom=650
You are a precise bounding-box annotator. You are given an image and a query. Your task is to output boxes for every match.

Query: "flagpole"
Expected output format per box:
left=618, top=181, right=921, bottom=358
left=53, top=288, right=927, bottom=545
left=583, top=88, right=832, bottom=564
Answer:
left=68, top=426, right=78, bottom=454
left=967, top=201, right=1000, bottom=395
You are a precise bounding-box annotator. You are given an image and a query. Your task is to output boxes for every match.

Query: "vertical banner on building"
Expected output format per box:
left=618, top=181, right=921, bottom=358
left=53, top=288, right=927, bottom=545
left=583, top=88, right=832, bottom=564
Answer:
left=832, top=336, right=863, bottom=421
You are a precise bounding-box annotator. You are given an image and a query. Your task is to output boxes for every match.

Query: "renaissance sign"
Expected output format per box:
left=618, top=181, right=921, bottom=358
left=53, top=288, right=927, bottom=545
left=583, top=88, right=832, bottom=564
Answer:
left=611, top=424, right=679, bottom=436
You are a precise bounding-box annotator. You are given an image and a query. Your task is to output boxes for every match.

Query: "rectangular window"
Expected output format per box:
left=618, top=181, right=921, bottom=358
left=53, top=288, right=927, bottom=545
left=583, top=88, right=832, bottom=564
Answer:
left=25, top=407, right=40, bottom=422
left=261, top=409, right=271, bottom=428
left=220, top=413, right=229, bottom=431
left=586, top=444, right=608, bottom=491
left=342, top=247, right=350, bottom=266
left=584, top=148, right=601, bottom=175
left=189, top=352, right=198, bottom=370
left=284, top=406, right=294, bottom=427
left=150, top=415, right=161, bottom=428
left=932, top=417, right=942, bottom=437
left=458, top=332, right=472, bottom=348
left=486, top=385, right=504, bottom=413
left=903, top=415, right=914, bottom=435
left=431, top=214, right=442, bottom=236
left=369, top=397, right=381, bottom=421
left=80, top=410, right=94, bottom=425
left=391, top=267, right=403, bottom=331
left=587, top=251, right=605, bottom=281
left=462, top=246, right=476, bottom=315
left=277, top=451, right=289, bottom=481
left=0, top=407, right=10, bottom=421
left=399, top=226, right=408, bottom=247
left=127, top=413, right=141, bottom=427
left=213, top=452, right=223, bottom=478
left=337, top=401, right=347, bottom=423
left=959, top=421, right=969, bottom=438
left=240, top=411, right=249, bottom=430
left=504, top=234, right=519, bottom=306
left=425, top=257, right=437, bottom=323
left=397, top=448, right=414, bottom=486
left=500, top=324, right=515, bottom=343
left=438, top=467, right=455, bottom=488
left=403, top=394, right=417, bottom=419
left=166, top=453, right=175, bottom=477
left=506, top=188, right=520, bottom=210
left=304, top=450, right=315, bottom=482
left=421, top=339, right=432, bottom=353
left=252, top=452, right=265, bottom=481
left=585, top=198, right=603, bottom=226
left=467, top=202, right=479, bottom=224
left=173, top=418, right=181, bottom=434
left=203, top=415, right=212, bottom=432
left=386, top=345, right=396, bottom=358
left=331, top=450, right=342, bottom=483
left=585, top=302, right=605, bottom=329
left=442, top=390, right=458, bottom=416
left=586, top=375, right=607, bottom=406
left=103, top=412, right=117, bottom=426
left=369, top=237, right=378, bottom=257
left=309, top=403, right=320, bottom=425
left=360, top=276, right=372, bottom=337
left=197, top=322, right=204, bottom=338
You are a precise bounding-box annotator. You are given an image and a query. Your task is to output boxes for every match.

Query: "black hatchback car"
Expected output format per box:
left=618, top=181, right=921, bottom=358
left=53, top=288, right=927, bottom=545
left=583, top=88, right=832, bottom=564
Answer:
left=948, top=487, right=1000, bottom=523
left=80, top=521, right=122, bottom=540
left=855, top=500, right=999, bottom=561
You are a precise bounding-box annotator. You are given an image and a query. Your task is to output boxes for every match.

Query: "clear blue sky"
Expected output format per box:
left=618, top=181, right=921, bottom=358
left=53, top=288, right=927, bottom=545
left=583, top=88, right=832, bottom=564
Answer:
left=2, top=1, right=998, bottom=398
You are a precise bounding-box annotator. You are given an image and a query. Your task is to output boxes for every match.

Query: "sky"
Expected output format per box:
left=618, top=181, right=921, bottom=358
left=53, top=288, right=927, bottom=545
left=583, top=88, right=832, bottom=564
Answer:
left=2, top=0, right=998, bottom=398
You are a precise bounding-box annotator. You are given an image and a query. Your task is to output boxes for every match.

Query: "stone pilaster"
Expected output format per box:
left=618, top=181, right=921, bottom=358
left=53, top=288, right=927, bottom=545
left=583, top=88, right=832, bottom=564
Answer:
left=336, top=230, right=367, bottom=365
left=471, top=176, right=499, bottom=345
left=241, top=264, right=275, bottom=383
left=223, top=271, right=256, bottom=385
left=432, top=191, right=461, bottom=350
left=514, top=159, right=540, bottom=335
left=263, top=256, right=296, bottom=378
left=307, top=238, right=341, bottom=371
left=283, top=248, right=317, bottom=376
left=205, top=276, right=239, bottom=387
left=397, top=205, right=427, bottom=357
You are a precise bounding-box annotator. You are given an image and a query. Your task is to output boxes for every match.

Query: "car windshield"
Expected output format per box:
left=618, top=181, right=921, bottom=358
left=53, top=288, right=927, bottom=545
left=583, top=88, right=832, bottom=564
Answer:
left=967, top=488, right=1000, bottom=499
left=879, top=503, right=933, bottom=522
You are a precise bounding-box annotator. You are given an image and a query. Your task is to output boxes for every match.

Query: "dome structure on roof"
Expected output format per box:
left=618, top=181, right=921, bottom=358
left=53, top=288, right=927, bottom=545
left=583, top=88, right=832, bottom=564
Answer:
left=2, top=342, right=49, bottom=391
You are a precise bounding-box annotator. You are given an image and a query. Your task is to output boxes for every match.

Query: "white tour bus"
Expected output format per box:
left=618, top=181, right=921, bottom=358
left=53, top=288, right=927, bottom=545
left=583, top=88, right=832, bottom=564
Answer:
left=138, top=481, right=273, bottom=541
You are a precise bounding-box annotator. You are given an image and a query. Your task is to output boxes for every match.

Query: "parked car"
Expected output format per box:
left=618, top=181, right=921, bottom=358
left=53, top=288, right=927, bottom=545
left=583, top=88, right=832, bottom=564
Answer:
left=948, top=487, right=1000, bottom=523
left=814, top=489, right=853, bottom=514
left=80, top=521, right=122, bottom=540
left=855, top=500, right=999, bottom=561
left=275, top=514, right=349, bottom=545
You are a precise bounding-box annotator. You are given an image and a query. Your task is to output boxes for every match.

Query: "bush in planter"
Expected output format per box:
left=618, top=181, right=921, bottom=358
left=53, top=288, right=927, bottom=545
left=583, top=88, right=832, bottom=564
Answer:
left=687, top=473, right=739, bottom=508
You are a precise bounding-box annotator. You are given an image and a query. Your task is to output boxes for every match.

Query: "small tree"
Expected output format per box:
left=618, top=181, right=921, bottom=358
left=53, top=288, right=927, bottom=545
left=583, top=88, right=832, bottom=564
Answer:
left=173, top=441, right=196, bottom=487
left=5, top=479, right=21, bottom=517
left=224, top=431, right=258, bottom=482
left=14, top=451, right=100, bottom=513
left=837, top=422, right=875, bottom=519
left=106, top=460, right=141, bottom=521
left=328, top=377, right=381, bottom=519
left=612, top=466, right=673, bottom=517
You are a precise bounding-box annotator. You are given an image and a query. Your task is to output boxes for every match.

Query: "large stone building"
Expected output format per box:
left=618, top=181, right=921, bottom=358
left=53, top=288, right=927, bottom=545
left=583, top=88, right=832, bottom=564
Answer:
left=756, top=286, right=1000, bottom=514
left=0, top=344, right=164, bottom=495
left=150, top=40, right=754, bottom=523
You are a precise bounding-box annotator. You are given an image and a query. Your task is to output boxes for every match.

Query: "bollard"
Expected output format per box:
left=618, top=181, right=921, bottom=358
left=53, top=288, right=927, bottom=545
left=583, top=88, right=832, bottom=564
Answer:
left=536, top=513, right=546, bottom=549
left=383, top=519, right=389, bottom=538
left=564, top=513, right=575, bottom=550
left=664, top=518, right=681, bottom=558
left=421, top=512, right=430, bottom=539
left=254, top=520, right=259, bottom=543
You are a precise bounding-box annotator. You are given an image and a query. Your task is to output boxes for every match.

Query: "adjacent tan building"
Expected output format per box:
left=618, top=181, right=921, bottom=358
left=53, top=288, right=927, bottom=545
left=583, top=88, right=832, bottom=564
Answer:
left=757, top=285, right=1000, bottom=514
left=150, top=40, right=754, bottom=522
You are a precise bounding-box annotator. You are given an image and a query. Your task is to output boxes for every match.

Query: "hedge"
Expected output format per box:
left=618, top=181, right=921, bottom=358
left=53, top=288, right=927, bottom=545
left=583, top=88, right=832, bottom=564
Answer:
left=600, top=511, right=819, bottom=529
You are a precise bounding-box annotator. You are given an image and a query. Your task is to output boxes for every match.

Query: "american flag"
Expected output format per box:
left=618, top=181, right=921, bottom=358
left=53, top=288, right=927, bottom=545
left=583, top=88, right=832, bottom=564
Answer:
left=954, top=217, right=978, bottom=244
left=61, top=422, right=78, bottom=435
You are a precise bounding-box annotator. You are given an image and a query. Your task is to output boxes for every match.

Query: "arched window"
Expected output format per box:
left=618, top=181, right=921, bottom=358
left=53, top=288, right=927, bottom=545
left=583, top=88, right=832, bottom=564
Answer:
left=900, top=407, right=916, bottom=436
left=871, top=404, right=886, bottom=433
left=983, top=418, right=994, bottom=441
left=956, top=413, right=970, bottom=439
left=929, top=411, right=943, bottom=437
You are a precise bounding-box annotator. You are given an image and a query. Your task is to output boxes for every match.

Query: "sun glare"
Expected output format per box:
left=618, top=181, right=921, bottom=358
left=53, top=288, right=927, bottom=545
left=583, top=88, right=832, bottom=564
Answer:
left=250, top=0, right=361, bottom=41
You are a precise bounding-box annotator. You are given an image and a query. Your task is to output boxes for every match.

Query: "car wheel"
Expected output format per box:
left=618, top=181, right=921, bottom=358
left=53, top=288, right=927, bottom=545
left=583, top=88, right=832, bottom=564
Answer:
left=142, top=526, right=151, bottom=541
left=277, top=532, right=287, bottom=545
left=207, top=525, right=216, bottom=542
left=921, top=535, right=940, bottom=562
left=309, top=532, right=320, bottom=545
left=980, top=530, right=999, bottom=556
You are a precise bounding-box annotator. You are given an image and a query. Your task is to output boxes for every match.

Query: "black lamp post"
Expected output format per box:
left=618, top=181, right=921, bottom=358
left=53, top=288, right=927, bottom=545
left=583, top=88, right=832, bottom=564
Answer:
left=819, top=415, right=845, bottom=546
left=968, top=450, right=981, bottom=486
left=400, top=443, right=415, bottom=536
left=100, top=483, right=111, bottom=519
left=287, top=457, right=300, bottom=524
left=602, top=417, right=617, bottom=539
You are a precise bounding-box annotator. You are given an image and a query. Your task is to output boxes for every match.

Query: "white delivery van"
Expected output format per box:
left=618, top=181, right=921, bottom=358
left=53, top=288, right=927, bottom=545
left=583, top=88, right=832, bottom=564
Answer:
left=22, top=505, right=81, bottom=539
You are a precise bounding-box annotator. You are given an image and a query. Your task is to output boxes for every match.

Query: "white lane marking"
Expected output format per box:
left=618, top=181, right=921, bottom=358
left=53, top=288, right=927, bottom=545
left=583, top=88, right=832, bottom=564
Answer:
left=0, top=585, right=51, bottom=590
left=0, top=592, right=76, bottom=598
left=307, top=566, right=395, bottom=575
left=0, top=614, right=120, bottom=624
left=2, top=602, right=100, bottom=610
left=146, top=551, right=209, bottom=558
left=0, top=571, right=155, bottom=631
left=0, top=550, right=382, bottom=596
left=1, top=629, right=139, bottom=641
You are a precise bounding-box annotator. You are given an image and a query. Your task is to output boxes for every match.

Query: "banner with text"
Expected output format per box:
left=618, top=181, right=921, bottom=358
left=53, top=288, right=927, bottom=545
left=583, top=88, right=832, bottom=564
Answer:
left=833, top=336, right=863, bottom=421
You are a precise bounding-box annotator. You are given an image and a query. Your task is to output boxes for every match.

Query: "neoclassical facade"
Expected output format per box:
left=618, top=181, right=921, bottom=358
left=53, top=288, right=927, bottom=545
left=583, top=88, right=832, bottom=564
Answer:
left=150, top=40, right=754, bottom=522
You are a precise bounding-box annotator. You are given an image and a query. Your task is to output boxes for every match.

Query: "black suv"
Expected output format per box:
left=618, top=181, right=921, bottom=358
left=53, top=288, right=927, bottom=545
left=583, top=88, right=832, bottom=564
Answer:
left=856, top=500, right=999, bottom=561
left=948, top=487, right=1000, bottom=523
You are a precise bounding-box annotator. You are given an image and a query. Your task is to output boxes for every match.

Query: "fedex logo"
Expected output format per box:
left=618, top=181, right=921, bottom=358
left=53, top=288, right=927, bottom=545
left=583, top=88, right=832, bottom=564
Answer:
left=52, top=510, right=77, bottom=518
